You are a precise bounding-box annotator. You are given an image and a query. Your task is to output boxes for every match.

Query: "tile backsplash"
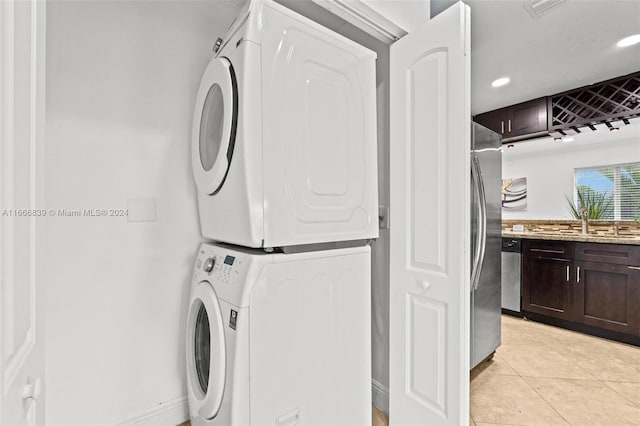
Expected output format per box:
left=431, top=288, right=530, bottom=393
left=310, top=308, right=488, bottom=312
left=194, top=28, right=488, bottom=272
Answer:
left=502, top=219, right=640, bottom=238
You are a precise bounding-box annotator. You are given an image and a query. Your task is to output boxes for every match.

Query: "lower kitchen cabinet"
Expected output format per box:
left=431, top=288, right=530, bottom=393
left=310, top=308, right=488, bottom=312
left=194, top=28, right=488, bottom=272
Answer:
left=522, top=239, right=640, bottom=343
left=573, top=240, right=640, bottom=337
left=575, top=260, right=640, bottom=335
left=522, top=256, right=572, bottom=319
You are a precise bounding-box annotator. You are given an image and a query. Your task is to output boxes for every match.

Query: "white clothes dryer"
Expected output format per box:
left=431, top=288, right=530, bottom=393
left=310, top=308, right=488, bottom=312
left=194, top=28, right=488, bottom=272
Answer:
left=186, top=242, right=372, bottom=426
left=191, top=0, right=379, bottom=248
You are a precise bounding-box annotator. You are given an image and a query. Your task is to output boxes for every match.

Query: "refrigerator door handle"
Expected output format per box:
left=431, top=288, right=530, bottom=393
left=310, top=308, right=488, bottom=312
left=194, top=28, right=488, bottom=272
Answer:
left=470, top=154, right=487, bottom=292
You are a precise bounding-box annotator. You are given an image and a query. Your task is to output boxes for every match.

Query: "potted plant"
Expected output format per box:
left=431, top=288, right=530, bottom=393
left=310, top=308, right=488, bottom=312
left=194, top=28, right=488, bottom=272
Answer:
left=565, top=186, right=613, bottom=220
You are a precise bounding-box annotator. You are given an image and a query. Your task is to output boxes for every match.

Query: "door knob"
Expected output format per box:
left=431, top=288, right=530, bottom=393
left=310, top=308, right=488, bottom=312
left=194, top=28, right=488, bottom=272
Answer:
left=419, top=281, right=431, bottom=291
left=23, top=377, right=42, bottom=401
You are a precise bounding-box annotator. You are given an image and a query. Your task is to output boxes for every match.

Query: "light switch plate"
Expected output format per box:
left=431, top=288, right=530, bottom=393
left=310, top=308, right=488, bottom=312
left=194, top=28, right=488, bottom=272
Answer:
left=512, top=224, right=524, bottom=232
left=127, top=197, right=156, bottom=222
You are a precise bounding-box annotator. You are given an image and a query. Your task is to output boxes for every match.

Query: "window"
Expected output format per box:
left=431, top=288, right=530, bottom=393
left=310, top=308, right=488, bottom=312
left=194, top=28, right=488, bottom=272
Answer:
left=574, top=162, right=640, bottom=220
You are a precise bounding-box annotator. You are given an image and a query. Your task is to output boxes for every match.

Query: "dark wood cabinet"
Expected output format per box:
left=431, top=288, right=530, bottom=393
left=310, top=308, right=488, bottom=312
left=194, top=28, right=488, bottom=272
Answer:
left=522, top=240, right=574, bottom=320
left=573, top=243, right=640, bottom=336
left=509, top=98, right=548, bottom=138
left=474, top=97, right=548, bottom=143
left=574, top=261, right=640, bottom=336
left=474, top=109, right=506, bottom=136
left=574, top=242, right=640, bottom=265
left=523, top=256, right=572, bottom=319
left=522, top=240, right=640, bottom=342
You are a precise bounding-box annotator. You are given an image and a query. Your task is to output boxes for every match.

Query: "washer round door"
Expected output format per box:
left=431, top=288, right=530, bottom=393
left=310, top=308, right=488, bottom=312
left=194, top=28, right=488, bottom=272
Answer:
left=186, top=281, right=226, bottom=420
left=191, top=57, right=238, bottom=195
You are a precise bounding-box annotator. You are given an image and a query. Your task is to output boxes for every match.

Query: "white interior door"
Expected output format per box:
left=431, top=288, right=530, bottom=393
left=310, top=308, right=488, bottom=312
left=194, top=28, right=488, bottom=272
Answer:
left=0, top=0, right=46, bottom=424
left=389, top=3, right=471, bottom=425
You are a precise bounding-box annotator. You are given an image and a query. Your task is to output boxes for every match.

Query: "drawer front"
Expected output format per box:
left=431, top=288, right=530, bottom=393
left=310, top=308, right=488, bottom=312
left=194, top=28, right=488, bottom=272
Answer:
left=575, top=242, right=640, bottom=266
left=523, top=239, right=574, bottom=259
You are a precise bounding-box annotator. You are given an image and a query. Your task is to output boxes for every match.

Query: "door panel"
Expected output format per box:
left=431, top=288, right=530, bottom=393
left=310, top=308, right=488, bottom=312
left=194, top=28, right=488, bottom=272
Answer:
left=406, top=295, right=446, bottom=414
left=408, top=50, right=448, bottom=272
left=389, top=3, right=470, bottom=424
left=1, top=1, right=46, bottom=424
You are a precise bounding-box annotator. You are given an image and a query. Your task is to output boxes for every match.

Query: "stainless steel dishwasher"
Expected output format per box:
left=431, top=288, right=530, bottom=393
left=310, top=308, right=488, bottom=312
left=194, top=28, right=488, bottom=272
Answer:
left=501, top=238, right=522, bottom=316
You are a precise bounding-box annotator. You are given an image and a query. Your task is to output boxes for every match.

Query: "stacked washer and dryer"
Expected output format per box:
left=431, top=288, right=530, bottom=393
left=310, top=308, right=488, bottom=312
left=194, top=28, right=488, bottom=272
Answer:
left=186, top=0, right=378, bottom=425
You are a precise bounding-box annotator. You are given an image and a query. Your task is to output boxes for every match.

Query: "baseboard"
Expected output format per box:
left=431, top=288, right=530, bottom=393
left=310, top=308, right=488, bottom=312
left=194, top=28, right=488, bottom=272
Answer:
left=106, top=396, right=189, bottom=426
left=371, top=379, right=389, bottom=415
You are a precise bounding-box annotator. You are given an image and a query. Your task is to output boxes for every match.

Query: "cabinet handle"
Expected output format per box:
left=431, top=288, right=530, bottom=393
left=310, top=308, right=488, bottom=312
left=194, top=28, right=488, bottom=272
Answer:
left=577, top=266, right=581, bottom=283
left=501, top=121, right=504, bottom=134
left=530, top=248, right=564, bottom=254
left=508, top=119, right=512, bottom=133
left=566, top=265, right=570, bottom=282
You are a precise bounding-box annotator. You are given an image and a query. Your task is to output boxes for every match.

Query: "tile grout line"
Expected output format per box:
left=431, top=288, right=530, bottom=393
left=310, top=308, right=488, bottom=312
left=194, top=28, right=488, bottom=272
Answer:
left=518, top=374, right=573, bottom=426
left=507, top=318, right=635, bottom=426
left=602, top=381, right=640, bottom=409
left=503, top=321, right=576, bottom=426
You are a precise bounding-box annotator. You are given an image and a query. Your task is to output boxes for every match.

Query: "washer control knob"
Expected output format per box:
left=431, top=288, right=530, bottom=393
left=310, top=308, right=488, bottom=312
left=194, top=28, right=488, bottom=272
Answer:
left=203, top=257, right=215, bottom=273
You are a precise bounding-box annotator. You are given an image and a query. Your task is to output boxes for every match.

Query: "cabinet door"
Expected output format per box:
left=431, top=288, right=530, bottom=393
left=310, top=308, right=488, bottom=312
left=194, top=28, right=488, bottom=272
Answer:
left=522, top=255, right=573, bottom=320
left=574, top=261, right=640, bottom=336
left=473, top=108, right=506, bottom=137
left=506, top=98, right=547, bottom=138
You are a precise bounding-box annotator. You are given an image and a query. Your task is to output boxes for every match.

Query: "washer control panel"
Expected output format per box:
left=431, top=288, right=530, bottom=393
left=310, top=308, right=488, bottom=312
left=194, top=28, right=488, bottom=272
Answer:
left=196, top=249, right=244, bottom=286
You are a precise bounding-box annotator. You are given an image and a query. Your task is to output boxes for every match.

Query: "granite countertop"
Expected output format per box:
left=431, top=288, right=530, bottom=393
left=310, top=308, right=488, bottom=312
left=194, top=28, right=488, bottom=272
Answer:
left=502, top=230, right=640, bottom=245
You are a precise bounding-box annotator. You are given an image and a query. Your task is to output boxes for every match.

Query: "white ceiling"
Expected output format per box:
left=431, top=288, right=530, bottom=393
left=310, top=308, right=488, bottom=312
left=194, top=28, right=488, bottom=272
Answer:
left=467, top=0, right=640, bottom=115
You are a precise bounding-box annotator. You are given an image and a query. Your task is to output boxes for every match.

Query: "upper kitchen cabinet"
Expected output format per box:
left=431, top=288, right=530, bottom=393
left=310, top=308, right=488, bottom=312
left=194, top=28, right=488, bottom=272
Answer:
left=474, top=97, right=548, bottom=143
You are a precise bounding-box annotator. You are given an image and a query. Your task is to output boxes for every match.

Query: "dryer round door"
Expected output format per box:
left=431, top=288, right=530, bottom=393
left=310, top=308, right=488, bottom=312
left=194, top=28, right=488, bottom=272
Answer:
left=186, top=281, right=226, bottom=420
left=191, top=57, right=238, bottom=195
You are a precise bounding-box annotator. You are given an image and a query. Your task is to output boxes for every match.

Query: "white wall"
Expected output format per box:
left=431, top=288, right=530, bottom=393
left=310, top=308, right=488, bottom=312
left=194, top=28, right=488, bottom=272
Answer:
left=502, top=124, right=640, bottom=220
left=44, top=2, right=239, bottom=424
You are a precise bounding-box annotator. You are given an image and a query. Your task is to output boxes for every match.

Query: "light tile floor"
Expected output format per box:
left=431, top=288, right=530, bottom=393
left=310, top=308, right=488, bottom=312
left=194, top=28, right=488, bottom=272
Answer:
left=470, top=315, right=640, bottom=426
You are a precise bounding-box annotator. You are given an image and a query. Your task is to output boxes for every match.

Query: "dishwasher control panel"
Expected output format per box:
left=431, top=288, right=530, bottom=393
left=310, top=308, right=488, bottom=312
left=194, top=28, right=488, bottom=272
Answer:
left=502, top=238, right=521, bottom=252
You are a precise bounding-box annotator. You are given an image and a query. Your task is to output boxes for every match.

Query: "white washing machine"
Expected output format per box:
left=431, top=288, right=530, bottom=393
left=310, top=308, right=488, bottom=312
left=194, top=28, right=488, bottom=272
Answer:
left=191, top=0, right=379, bottom=248
left=186, top=242, right=372, bottom=426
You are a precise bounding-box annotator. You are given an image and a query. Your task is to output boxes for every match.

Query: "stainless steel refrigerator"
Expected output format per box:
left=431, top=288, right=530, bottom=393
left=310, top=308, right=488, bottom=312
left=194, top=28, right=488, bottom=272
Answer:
left=470, top=122, right=502, bottom=369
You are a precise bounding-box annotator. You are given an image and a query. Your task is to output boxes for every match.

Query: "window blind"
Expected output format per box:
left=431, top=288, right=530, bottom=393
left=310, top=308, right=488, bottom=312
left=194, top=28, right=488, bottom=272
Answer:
left=575, top=162, right=640, bottom=221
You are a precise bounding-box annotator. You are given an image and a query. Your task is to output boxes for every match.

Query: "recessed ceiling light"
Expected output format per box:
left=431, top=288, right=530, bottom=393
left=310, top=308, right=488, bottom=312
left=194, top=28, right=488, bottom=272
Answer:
left=617, top=34, right=640, bottom=47
left=562, top=137, right=574, bottom=143
left=491, top=77, right=510, bottom=88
